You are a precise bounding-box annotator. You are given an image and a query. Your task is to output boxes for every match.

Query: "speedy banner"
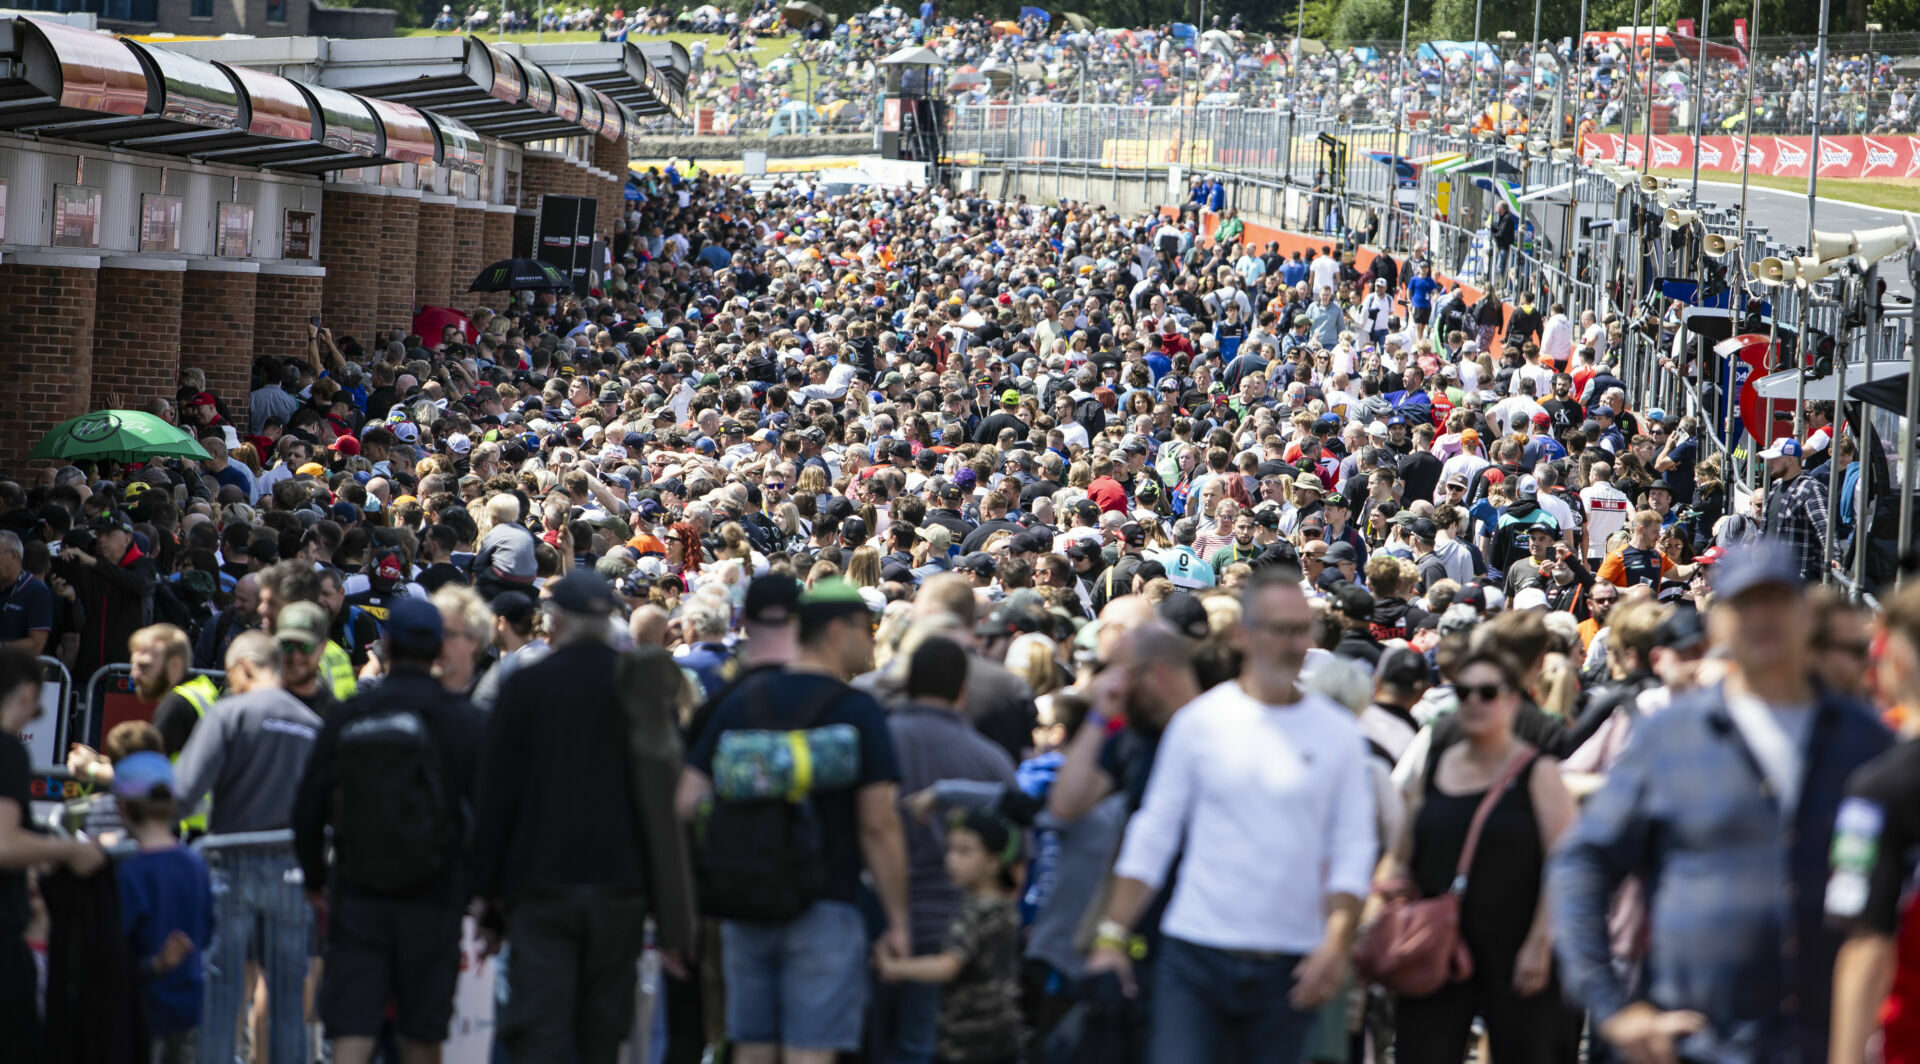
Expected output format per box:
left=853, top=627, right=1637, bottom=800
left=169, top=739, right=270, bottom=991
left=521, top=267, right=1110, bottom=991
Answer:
left=1579, top=133, right=1920, bottom=180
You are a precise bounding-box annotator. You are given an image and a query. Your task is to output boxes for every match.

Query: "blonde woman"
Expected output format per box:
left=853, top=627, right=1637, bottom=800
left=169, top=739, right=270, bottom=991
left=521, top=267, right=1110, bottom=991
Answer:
left=430, top=585, right=492, bottom=695
left=847, top=544, right=884, bottom=589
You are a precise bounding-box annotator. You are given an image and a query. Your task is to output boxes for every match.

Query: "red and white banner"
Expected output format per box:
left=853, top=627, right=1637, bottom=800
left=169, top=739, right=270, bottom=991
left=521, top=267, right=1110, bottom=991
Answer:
left=1581, top=133, right=1920, bottom=180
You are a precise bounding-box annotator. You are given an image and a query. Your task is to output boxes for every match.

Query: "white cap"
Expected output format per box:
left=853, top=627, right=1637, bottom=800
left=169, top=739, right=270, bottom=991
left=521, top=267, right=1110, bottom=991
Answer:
left=446, top=433, right=472, bottom=455
left=1513, top=587, right=1549, bottom=611
left=1367, top=420, right=1389, bottom=438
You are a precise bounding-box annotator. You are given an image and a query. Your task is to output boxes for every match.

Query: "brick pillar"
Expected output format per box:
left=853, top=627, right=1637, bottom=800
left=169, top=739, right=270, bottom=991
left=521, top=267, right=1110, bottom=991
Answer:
left=480, top=206, right=517, bottom=312
left=92, top=258, right=186, bottom=416
left=257, top=266, right=324, bottom=366
left=447, top=202, right=489, bottom=313
left=319, top=187, right=382, bottom=347
left=415, top=195, right=457, bottom=314
left=181, top=262, right=259, bottom=432
left=0, top=253, right=100, bottom=477
left=377, top=191, right=421, bottom=338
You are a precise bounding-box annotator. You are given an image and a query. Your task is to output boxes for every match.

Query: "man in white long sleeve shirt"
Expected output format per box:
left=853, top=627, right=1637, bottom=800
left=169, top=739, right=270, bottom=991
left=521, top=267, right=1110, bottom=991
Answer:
left=1086, top=568, right=1377, bottom=1064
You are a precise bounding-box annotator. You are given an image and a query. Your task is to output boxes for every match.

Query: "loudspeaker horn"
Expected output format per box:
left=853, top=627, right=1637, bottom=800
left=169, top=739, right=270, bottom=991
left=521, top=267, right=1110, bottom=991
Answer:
left=1506, top=135, right=1527, bottom=150
left=1809, top=229, right=1854, bottom=264
left=1664, top=208, right=1700, bottom=230
left=1794, top=255, right=1840, bottom=285
left=1754, top=256, right=1797, bottom=285
left=1639, top=175, right=1668, bottom=193
left=1553, top=147, right=1574, bottom=162
left=1851, top=222, right=1917, bottom=267
left=1703, top=232, right=1736, bottom=258
left=1528, top=139, right=1550, bottom=154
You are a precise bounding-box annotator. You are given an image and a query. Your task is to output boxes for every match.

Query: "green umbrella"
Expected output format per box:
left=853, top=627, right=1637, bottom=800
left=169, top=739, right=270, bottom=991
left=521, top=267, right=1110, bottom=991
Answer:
left=29, top=410, right=212, bottom=464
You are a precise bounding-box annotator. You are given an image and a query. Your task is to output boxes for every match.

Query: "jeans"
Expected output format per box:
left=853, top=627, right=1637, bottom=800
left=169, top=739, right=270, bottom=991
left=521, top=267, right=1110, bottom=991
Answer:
left=1148, top=937, right=1318, bottom=1064
left=199, top=847, right=310, bottom=1064
left=875, top=979, right=939, bottom=1064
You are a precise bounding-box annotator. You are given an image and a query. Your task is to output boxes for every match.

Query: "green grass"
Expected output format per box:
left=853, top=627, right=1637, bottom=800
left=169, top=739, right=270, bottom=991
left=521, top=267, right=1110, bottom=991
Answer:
left=1645, top=167, right=1920, bottom=214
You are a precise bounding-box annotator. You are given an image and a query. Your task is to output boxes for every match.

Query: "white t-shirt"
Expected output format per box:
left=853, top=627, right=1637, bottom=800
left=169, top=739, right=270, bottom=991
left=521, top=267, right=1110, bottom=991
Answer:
left=1309, top=255, right=1340, bottom=294
left=1579, top=482, right=1632, bottom=558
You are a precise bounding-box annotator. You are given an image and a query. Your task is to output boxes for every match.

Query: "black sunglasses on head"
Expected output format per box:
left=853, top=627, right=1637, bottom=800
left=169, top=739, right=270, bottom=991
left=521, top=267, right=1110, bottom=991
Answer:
left=1459, top=683, right=1509, bottom=702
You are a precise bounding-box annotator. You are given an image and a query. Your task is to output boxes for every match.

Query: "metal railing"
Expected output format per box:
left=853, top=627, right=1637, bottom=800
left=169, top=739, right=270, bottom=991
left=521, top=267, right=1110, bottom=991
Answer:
left=951, top=98, right=1917, bottom=589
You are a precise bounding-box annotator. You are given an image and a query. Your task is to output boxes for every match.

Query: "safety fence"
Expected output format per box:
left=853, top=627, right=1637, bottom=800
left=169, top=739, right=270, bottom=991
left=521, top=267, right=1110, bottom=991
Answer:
left=949, top=99, right=1919, bottom=589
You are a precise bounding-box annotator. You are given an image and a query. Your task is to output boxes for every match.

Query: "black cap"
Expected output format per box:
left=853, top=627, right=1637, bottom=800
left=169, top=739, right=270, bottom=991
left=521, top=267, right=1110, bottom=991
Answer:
left=956, top=552, right=997, bottom=577
left=1120, top=522, right=1146, bottom=547
left=548, top=570, right=615, bottom=615
left=841, top=515, right=869, bottom=543
left=743, top=573, right=802, bottom=625
left=490, top=590, right=537, bottom=625
left=1068, top=539, right=1104, bottom=562
left=1375, top=646, right=1430, bottom=690
left=1654, top=602, right=1708, bottom=651
left=1332, top=581, right=1375, bottom=622
left=89, top=511, right=132, bottom=533
left=1407, top=517, right=1439, bottom=544
left=1323, top=541, right=1358, bottom=564
left=880, top=559, right=915, bottom=583
left=1157, top=593, right=1210, bottom=639
left=386, top=598, right=445, bottom=655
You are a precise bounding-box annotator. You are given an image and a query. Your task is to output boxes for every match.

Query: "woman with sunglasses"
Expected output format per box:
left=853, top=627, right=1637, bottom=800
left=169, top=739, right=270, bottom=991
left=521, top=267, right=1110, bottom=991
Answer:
left=661, top=520, right=701, bottom=593
left=1377, top=649, right=1579, bottom=1064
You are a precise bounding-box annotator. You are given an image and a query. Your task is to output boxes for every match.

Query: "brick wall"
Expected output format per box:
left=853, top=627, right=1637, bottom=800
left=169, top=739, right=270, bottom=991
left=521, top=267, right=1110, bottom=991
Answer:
left=319, top=187, right=382, bottom=346
left=257, top=269, right=322, bottom=367
left=0, top=259, right=99, bottom=477
left=593, top=136, right=630, bottom=242
left=415, top=198, right=456, bottom=314
left=181, top=265, right=259, bottom=429
left=447, top=203, right=488, bottom=314
left=377, top=193, right=420, bottom=338
left=480, top=208, right=516, bottom=312
left=92, top=263, right=185, bottom=415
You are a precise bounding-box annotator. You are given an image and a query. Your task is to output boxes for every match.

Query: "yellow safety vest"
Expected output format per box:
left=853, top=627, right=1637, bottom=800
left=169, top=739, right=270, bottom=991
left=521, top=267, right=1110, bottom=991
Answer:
left=321, top=641, right=357, bottom=701
left=170, top=675, right=222, bottom=833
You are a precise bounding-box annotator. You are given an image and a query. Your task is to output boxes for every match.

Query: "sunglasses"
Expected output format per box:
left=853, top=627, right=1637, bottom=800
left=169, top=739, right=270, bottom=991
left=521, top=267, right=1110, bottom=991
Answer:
left=663, top=536, right=683, bottom=544
left=766, top=482, right=786, bottom=490
left=1459, top=683, right=1509, bottom=703
left=277, top=638, right=318, bottom=655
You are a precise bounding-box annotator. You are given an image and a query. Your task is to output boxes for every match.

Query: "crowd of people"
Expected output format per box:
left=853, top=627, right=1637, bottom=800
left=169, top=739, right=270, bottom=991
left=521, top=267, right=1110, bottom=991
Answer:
left=655, top=7, right=1920, bottom=139
left=0, top=154, right=1916, bottom=1064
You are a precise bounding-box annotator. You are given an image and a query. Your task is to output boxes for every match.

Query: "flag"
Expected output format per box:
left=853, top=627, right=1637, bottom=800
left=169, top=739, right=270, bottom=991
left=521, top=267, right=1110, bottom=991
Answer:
left=1428, top=153, right=1472, bottom=174
left=1495, top=179, right=1523, bottom=217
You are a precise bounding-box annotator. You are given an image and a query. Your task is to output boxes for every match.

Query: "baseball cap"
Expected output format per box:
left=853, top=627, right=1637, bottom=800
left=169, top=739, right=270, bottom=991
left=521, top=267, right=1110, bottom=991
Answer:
left=1158, top=593, right=1210, bottom=639
left=548, top=570, right=616, bottom=615
left=1120, top=522, right=1146, bottom=547
left=274, top=601, right=330, bottom=649
left=1517, top=475, right=1538, bottom=500
left=110, top=750, right=175, bottom=801
left=386, top=598, right=445, bottom=653
left=1512, top=587, right=1550, bottom=611
left=1655, top=603, right=1709, bottom=651
left=1332, top=582, right=1374, bottom=621
left=1757, top=438, right=1802, bottom=461
left=956, top=552, right=997, bottom=577
left=1375, top=646, right=1430, bottom=690
left=490, top=591, right=537, bottom=626
left=1323, top=541, right=1358, bottom=565
left=799, top=576, right=873, bottom=621
left=1407, top=517, right=1440, bottom=543
left=1001, top=389, right=1021, bottom=406
left=1067, top=539, right=1104, bottom=562
left=743, top=573, right=802, bottom=625
left=1324, top=492, right=1349, bottom=508
left=1709, top=541, right=1804, bottom=600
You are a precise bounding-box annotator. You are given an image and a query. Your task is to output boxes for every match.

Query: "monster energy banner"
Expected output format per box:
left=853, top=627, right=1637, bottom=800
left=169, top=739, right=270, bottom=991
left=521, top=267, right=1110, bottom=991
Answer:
left=534, top=194, right=597, bottom=298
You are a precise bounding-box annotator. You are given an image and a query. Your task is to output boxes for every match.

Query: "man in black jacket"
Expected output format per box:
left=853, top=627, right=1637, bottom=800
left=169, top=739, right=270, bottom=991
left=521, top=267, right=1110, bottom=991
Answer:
left=58, top=510, right=157, bottom=683
left=470, top=571, right=689, bottom=1063
left=293, top=599, right=482, bottom=1064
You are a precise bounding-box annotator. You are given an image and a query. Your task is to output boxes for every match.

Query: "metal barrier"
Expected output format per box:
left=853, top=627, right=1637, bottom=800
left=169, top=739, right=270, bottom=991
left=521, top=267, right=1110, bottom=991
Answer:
left=21, top=655, right=71, bottom=769
left=78, top=664, right=225, bottom=754
left=194, top=829, right=311, bottom=1064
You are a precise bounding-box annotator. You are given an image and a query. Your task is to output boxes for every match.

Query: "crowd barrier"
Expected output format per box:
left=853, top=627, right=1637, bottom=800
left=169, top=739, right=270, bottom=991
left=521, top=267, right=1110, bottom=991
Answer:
left=77, top=664, right=225, bottom=754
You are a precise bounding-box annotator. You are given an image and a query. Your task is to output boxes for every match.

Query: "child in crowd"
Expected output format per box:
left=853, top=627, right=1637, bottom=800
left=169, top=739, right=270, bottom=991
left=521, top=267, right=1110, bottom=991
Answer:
left=877, top=809, right=1023, bottom=1064
left=112, top=751, right=212, bottom=1064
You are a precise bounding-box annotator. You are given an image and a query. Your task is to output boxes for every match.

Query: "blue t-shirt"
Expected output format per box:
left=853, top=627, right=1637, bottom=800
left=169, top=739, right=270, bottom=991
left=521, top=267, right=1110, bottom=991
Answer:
left=0, top=572, right=52, bottom=644
left=1408, top=275, right=1439, bottom=310
left=117, top=847, right=213, bottom=1036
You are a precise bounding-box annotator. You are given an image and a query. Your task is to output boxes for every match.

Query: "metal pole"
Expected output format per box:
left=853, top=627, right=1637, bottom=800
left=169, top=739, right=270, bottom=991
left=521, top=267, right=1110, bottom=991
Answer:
left=1900, top=308, right=1920, bottom=578
left=1853, top=302, right=1880, bottom=592
left=1827, top=320, right=1849, bottom=587
left=1638, top=0, right=1658, bottom=178
left=1619, top=0, right=1643, bottom=161
left=1688, top=0, right=1706, bottom=196
left=1471, top=0, right=1486, bottom=133
left=1527, top=0, right=1543, bottom=142
left=1792, top=0, right=1831, bottom=439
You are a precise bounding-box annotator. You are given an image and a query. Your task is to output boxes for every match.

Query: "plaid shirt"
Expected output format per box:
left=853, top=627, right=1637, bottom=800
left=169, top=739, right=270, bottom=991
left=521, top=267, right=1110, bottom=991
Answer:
left=1550, top=682, right=1891, bottom=1064
left=1764, top=471, right=1831, bottom=582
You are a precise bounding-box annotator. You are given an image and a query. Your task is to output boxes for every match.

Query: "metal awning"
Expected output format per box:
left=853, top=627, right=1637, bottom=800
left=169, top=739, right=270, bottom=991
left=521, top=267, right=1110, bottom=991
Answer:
left=308, top=35, right=626, bottom=142
left=0, top=17, right=151, bottom=132
left=522, top=39, right=683, bottom=122
left=1518, top=180, right=1574, bottom=203
left=120, top=61, right=314, bottom=156
left=201, top=80, right=381, bottom=171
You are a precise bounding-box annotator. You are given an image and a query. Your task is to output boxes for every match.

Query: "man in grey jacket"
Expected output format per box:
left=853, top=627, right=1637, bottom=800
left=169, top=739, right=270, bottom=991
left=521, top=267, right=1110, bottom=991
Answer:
left=175, top=629, right=321, bottom=1064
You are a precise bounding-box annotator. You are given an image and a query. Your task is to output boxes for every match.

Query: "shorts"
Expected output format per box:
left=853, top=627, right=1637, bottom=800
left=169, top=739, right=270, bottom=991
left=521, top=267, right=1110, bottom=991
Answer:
left=318, top=890, right=462, bottom=1043
left=721, top=899, right=869, bottom=1051
left=1413, top=305, right=1431, bottom=326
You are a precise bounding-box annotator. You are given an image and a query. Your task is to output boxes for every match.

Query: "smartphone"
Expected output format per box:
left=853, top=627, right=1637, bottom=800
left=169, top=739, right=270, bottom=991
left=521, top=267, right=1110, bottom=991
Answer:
left=310, top=316, right=324, bottom=328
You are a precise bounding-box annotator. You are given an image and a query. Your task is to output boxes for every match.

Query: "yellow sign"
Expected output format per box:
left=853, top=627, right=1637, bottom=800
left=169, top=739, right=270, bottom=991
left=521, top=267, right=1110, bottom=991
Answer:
left=1436, top=179, right=1451, bottom=216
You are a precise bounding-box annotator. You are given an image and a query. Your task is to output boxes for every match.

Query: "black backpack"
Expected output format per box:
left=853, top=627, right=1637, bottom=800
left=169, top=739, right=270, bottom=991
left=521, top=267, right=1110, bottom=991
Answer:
left=332, top=705, right=456, bottom=893
left=692, top=675, right=845, bottom=923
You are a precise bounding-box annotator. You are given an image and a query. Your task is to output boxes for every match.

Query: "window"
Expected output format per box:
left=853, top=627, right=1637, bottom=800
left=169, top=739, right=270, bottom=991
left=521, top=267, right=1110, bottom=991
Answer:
left=191, top=0, right=211, bottom=16
left=265, top=0, right=284, bottom=22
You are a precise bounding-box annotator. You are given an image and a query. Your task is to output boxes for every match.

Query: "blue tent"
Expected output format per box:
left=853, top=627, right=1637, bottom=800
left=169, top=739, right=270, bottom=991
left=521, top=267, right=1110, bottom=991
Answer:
left=1169, top=22, right=1197, bottom=41
left=1415, top=40, right=1498, bottom=70
left=1349, top=46, right=1378, bottom=62
left=1018, top=6, right=1049, bottom=21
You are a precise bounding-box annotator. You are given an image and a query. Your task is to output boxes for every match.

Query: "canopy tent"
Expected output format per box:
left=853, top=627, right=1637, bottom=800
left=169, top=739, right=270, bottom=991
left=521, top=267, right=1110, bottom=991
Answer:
left=782, top=1, right=827, bottom=27
left=880, top=45, right=943, bottom=66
